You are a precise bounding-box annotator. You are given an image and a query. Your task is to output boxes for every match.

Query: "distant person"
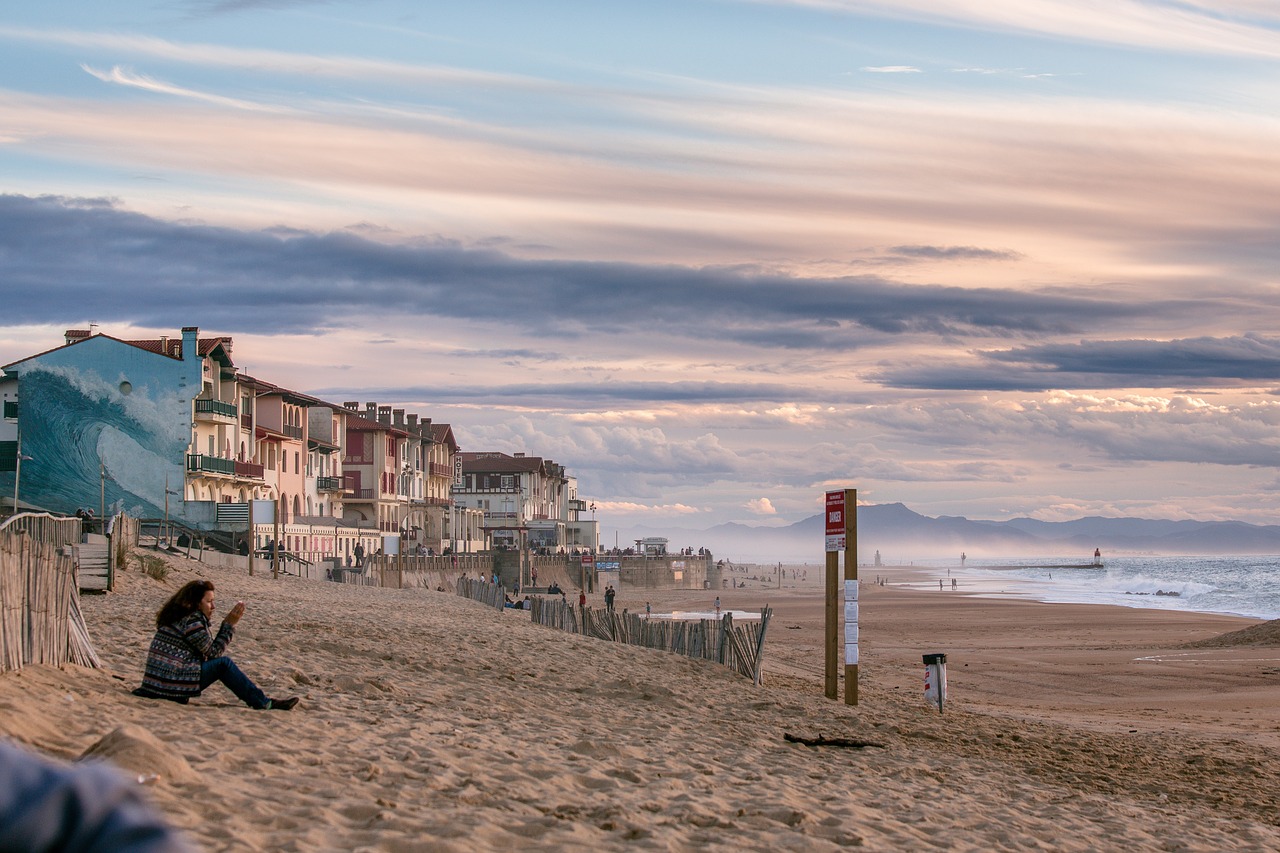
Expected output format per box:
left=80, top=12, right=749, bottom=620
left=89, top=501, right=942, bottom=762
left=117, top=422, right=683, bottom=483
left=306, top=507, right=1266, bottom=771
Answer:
left=604, top=585, right=616, bottom=613
left=578, top=589, right=587, bottom=609
left=645, top=602, right=651, bottom=619
left=939, top=579, right=944, bottom=591
left=715, top=596, right=721, bottom=616
left=1094, top=547, right=1102, bottom=565
left=960, top=552, right=966, bottom=567
left=951, top=578, right=957, bottom=590
left=133, top=580, right=298, bottom=711
left=353, top=542, right=365, bottom=568
left=0, top=741, right=193, bottom=852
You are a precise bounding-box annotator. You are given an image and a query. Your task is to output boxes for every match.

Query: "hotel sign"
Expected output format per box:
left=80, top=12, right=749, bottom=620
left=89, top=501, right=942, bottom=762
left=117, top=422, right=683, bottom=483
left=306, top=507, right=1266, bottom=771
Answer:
left=825, top=490, right=846, bottom=552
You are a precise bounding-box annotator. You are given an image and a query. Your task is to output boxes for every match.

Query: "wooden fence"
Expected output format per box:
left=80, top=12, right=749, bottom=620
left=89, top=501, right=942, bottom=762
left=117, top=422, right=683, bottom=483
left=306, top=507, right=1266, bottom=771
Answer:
left=529, top=597, right=772, bottom=685
left=454, top=577, right=506, bottom=612
left=0, top=514, right=101, bottom=673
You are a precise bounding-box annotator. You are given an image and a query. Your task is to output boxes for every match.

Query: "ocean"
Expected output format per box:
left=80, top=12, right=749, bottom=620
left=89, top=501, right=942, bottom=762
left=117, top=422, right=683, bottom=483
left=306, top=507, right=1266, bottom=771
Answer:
left=901, top=555, right=1280, bottom=622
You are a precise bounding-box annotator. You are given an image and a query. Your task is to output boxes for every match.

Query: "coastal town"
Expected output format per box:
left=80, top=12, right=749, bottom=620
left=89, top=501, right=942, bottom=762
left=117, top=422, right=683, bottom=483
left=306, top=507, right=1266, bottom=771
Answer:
left=0, top=325, right=600, bottom=572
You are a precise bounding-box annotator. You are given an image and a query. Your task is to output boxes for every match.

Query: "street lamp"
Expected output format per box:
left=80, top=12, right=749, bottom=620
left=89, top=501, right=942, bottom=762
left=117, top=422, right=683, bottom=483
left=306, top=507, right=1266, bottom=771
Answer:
left=163, top=473, right=181, bottom=548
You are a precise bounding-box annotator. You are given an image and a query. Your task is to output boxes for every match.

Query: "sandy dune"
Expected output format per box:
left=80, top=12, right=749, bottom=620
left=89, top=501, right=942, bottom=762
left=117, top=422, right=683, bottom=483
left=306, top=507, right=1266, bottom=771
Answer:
left=2, top=553, right=1279, bottom=851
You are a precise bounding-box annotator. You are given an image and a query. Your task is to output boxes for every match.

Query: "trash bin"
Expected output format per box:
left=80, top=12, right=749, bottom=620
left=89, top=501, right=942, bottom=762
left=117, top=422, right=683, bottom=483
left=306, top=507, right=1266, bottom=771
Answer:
left=923, top=653, right=947, bottom=713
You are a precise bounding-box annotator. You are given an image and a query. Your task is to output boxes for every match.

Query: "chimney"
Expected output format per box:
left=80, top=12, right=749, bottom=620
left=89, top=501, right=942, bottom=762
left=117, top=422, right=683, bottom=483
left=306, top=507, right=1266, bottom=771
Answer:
left=393, top=408, right=405, bottom=426
left=514, top=452, right=526, bottom=458
left=343, top=402, right=359, bottom=411
left=378, top=406, right=391, bottom=425
left=406, top=414, right=418, bottom=429
left=181, top=327, right=199, bottom=361
left=160, top=335, right=169, bottom=354
left=64, top=329, right=91, bottom=346
left=365, top=402, right=377, bottom=416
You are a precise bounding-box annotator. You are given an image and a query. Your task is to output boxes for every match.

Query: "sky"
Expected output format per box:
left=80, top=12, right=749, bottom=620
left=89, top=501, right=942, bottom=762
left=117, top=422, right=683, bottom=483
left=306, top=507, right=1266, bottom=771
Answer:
left=3, top=1, right=1280, bottom=538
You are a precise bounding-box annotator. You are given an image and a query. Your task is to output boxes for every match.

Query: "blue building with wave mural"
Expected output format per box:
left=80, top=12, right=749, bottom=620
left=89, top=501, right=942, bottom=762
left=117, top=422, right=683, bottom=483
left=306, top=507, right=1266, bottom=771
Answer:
left=1, top=327, right=232, bottom=522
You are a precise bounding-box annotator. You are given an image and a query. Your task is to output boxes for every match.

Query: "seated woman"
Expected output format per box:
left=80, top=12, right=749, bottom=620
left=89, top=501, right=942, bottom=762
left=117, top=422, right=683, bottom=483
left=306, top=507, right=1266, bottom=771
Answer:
left=134, top=579, right=298, bottom=711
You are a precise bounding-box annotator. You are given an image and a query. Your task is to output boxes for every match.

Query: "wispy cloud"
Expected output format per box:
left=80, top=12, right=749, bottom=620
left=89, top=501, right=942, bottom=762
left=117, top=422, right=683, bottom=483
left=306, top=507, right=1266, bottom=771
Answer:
left=755, top=1, right=1280, bottom=58
left=80, top=64, right=281, bottom=111
left=861, top=65, right=922, bottom=73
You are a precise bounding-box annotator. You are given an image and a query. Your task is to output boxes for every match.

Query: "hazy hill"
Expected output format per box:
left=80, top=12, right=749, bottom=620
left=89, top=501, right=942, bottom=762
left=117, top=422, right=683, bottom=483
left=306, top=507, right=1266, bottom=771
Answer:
left=614, top=503, right=1280, bottom=564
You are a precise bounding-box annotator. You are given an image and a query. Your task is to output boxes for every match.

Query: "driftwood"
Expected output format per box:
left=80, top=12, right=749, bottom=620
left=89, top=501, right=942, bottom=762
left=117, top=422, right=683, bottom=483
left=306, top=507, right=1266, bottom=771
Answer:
left=783, top=732, right=885, bottom=749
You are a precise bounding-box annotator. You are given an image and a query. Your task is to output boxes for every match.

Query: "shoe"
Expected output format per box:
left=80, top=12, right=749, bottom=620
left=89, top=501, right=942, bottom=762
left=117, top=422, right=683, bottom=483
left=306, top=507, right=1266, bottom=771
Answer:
left=268, top=697, right=299, bottom=711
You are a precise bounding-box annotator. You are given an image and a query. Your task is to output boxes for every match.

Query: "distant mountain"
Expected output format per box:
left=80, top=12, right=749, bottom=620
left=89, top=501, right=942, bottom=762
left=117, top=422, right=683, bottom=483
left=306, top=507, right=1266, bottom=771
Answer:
left=614, top=503, right=1280, bottom=564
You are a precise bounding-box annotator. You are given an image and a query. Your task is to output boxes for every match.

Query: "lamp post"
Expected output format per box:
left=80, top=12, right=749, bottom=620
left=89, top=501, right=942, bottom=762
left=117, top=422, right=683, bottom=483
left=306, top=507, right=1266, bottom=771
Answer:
left=163, top=473, right=180, bottom=548
left=12, top=430, right=32, bottom=515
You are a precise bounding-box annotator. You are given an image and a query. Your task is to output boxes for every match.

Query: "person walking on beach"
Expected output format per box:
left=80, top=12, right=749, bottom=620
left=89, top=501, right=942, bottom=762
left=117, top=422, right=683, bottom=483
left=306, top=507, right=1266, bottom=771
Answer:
left=353, top=542, right=365, bottom=568
left=133, top=580, right=298, bottom=711
left=715, top=596, right=721, bottom=617
left=604, top=584, right=616, bottom=613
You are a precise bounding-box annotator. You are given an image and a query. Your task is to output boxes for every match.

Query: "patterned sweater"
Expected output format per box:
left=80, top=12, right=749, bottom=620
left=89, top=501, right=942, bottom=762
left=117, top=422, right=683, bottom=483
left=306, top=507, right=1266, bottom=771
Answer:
left=140, top=611, right=234, bottom=699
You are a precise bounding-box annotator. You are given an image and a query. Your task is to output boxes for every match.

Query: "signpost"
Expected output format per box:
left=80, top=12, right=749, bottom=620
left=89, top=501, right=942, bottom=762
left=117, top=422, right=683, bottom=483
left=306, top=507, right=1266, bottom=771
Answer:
left=824, top=488, right=857, bottom=704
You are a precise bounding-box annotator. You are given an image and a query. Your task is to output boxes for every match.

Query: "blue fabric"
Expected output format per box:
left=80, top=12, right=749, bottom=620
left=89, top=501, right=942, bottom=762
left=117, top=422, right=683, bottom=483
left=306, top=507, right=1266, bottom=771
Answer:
left=0, top=742, right=194, bottom=852
left=199, top=656, right=269, bottom=709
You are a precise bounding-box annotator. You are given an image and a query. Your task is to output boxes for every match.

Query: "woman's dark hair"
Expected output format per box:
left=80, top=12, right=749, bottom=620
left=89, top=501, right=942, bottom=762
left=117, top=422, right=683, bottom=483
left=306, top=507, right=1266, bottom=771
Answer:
left=156, top=580, right=215, bottom=628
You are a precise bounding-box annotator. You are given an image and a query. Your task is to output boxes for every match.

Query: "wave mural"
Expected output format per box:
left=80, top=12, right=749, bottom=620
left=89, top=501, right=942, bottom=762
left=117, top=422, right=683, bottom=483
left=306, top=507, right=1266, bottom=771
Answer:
left=9, top=365, right=188, bottom=520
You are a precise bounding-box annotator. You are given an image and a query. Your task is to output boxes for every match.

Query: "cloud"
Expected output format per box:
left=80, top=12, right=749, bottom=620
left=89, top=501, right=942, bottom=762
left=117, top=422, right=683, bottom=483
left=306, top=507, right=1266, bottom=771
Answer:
left=0, top=195, right=1177, bottom=353
left=861, top=65, right=922, bottom=73
left=887, top=245, right=1023, bottom=261
left=760, top=1, right=1280, bottom=58
left=878, top=335, right=1280, bottom=390
left=81, top=64, right=281, bottom=112
left=592, top=501, right=702, bottom=515
left=746, top=497, right=778, bottom=514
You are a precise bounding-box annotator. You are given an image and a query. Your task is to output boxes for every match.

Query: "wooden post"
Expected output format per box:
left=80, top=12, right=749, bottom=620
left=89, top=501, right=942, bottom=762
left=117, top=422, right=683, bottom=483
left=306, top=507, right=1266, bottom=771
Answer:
left=272, top=509, right=280, bottom=580
left=824, top=488, right=856, bottom=702
left=247, top=505, right=254, bottom=577
left=843, top=487, right=858, bottom=706
left=824, top=545, right=838, bottom=699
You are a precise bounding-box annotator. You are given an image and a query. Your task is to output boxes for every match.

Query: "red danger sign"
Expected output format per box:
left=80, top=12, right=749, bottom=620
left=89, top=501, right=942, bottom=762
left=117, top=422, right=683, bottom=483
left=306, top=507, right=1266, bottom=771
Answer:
left=826, top=490, right=846, bottom=536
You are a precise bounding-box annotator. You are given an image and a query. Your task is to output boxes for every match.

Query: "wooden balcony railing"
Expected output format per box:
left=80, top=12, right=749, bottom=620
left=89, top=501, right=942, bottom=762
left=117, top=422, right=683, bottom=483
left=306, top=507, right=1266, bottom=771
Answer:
left=194, top=398, right=238, bottom=419
left=235, top=460, right=265, bottom=479
left=187, top=454, right=235, bottom=475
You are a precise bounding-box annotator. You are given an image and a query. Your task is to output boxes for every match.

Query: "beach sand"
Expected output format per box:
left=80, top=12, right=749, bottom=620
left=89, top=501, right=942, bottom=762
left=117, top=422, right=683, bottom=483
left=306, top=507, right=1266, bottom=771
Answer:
left=3, top=554, right=1280, bottom=851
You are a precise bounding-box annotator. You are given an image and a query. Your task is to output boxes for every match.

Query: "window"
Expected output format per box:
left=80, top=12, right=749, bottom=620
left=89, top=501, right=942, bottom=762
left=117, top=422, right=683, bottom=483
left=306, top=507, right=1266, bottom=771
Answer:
left=3, top=400, right=16, bottom=419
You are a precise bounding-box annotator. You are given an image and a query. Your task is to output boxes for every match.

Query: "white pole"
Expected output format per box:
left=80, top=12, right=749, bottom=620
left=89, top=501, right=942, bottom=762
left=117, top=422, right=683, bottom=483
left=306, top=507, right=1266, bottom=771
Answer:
left=12, top=430, right=20, bottom=513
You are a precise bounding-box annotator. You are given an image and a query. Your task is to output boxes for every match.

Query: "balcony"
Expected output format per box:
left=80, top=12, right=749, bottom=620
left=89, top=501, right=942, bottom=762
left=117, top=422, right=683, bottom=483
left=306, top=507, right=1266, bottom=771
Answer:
left=282, top=424, right=303, bottom=439
left=235, top=460, right=265, bottom=479
left=187, top=454, right=236, bottom=475
left=317, top=476, right=343, bottom=492
left=430, top=462, right=453, bottom=478
left=194, top=398, right=238, bottom=423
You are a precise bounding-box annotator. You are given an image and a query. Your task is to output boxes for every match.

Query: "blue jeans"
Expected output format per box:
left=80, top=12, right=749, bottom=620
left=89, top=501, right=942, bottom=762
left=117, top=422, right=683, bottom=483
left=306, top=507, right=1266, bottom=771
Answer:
left=200, top=657, right=269, bottom=709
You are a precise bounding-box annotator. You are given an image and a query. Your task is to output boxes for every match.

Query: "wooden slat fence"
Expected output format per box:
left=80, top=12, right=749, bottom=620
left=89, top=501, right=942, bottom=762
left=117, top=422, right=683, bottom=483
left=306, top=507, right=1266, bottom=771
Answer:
left=0, top=514, right=101, bottom=673
left=454, top=577, right=506, bottom=612
left=529, top=598, right=772, bottom=685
